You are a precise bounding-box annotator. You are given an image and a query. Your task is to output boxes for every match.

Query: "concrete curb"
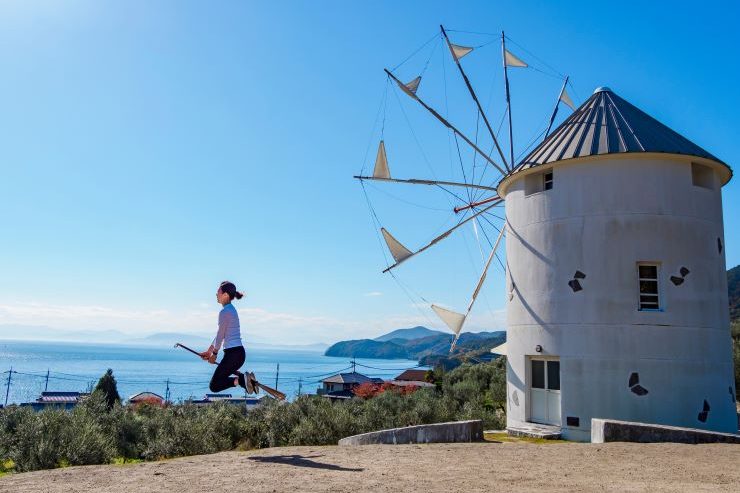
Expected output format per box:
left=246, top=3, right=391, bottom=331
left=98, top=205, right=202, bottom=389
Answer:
left=591, top=418, right=740, bottom=444
left=338, top=420, right=484, bottom=446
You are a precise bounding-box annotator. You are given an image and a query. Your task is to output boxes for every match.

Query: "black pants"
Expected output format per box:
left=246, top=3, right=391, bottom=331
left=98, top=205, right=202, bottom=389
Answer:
left=209, top=346, right=247, bottom=393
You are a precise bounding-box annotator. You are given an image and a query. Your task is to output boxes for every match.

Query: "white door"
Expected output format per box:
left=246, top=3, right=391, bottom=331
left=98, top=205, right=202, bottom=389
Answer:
left=530, top=358, right=561, bottom=426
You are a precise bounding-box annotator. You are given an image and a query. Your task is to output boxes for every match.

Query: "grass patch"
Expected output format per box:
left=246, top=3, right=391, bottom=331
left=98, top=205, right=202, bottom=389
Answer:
left=0, top=459, right=16, bottom=476
left=483, top=431, right=568, bottom=444
left=112, top=457, right=144, bottom=466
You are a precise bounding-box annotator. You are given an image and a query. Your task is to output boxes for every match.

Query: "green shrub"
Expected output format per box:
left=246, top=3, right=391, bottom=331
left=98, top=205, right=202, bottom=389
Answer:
left=0, top=358, right=509, bottom=472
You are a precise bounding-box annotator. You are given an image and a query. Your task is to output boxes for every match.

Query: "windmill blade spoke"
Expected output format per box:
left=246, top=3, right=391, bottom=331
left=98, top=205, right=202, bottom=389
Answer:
left=466, top=223, right=506, bottom=313
left=384, top=68, right=509, bottom=178
left=440, top=24, right=510, bottom=171
left=382, top=200, right=502, bottom=273
left=453, top=195, right=501, bottom=214
left=354, top=175, right=498, bottom=192
left=436, top=222, right=506, bottom=354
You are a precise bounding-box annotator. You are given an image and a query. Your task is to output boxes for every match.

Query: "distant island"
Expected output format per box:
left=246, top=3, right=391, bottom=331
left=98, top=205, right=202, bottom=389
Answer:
left=325, top=325, right=506, bottom=362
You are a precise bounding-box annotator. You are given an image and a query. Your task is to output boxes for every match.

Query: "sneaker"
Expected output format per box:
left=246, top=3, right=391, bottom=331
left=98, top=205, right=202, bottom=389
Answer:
left=246, top=372, right=256, bottom=394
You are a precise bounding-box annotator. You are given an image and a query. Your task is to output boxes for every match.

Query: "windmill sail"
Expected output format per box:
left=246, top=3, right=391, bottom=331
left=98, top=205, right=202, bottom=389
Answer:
left=504, top=49, right=528, bottom=67
left=449, top=43, right=473, bottom=61
left=544, top=76, right=574, bottom=139
left=432, top=304, right=466, bottom=335
left=560, top=88, right=576, bottom=110
left=401, top=76, right=421, bottom=97
left=373, top=141, right=390, bottom=179
left=381, top=228, right=412, bottom=264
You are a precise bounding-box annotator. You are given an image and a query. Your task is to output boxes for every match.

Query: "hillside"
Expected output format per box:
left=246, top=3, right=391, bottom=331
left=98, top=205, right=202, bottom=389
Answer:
left=325, top=330, right=506, bottom=361
left=374, top=326, right=446, bottom=342
left=324, top=339, right=410, bottom=359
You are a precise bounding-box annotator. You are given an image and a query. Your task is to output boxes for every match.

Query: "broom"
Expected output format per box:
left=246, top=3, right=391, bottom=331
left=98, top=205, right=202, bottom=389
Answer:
left=174, top=342, right=286, bottom=401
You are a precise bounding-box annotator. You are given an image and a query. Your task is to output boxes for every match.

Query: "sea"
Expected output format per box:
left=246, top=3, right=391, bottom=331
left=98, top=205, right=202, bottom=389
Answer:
left=0, top=340, right=421, bottom=405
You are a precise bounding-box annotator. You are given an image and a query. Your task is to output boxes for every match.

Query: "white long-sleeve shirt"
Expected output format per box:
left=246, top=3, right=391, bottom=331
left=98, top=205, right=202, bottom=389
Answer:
left=211, top=303, right=243, bottom=351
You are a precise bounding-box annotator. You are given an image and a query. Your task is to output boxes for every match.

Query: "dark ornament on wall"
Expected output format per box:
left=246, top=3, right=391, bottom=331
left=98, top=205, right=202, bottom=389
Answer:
left=629, top=372, right=639, bottom=387
left=629, top=372, right=649, bottom=396
left=631, top=385, right=649, bottom=396
left=697, top=399, right=711, bottom=423
left=568, top=271, right=586, bottom=292
left=671, top=266, right=690, bottom=286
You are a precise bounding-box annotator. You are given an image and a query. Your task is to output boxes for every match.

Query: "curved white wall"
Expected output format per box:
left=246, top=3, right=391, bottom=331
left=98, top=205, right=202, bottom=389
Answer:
left=502, top=154, right=735, bottom=441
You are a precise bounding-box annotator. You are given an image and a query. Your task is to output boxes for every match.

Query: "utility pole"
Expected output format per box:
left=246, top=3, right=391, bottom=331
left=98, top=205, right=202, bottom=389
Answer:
left=298, top=378, right=303, bottom=396
left=44, top=369, right=50, bottom=392
left=165, top=379, right=170, bottom=403
left=275, top=363, right=280, bottom=390
left=4, top=367, right=13, bottom=407
left=350, top=358, right=356, bottom=373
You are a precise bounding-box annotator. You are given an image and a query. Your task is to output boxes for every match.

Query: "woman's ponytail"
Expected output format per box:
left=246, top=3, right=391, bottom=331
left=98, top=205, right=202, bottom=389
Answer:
left=219, top=281, right=243, bottom=301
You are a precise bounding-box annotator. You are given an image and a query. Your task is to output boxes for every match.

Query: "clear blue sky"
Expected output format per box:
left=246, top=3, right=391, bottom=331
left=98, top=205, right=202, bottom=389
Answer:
left=0, top=1, right=738, bottom=345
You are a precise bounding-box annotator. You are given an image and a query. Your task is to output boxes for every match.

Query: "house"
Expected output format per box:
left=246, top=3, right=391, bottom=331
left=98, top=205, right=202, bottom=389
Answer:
left=501, top=87, right=736, bottom=441
left=128, top=392, right=165, bottom=407
left=386, top=369, right=435, bottom=389
left=394, top=369, right=430, bottom=382
left=317, top=372, right=384, bottom=399
left=20, top=391, right=90, bottom=411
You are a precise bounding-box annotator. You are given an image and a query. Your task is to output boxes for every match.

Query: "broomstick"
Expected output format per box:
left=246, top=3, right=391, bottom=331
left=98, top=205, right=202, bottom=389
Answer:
left=174, top=343, right=286, bottom=401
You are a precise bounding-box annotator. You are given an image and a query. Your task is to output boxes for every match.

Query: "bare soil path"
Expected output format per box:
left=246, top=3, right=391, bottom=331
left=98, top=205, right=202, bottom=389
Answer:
left=1, top=442, right=739, bottom=492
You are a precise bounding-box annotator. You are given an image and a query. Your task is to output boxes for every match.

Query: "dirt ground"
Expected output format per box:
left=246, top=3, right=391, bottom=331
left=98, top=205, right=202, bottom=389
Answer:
left=1, top=441, right=739, bottom=493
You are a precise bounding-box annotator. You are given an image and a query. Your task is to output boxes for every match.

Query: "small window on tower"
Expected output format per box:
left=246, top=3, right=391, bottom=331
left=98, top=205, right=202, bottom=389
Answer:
left=637, top=263, right=660, bottom=311
left=525, top=169, right=554, bottom=196
left=691, top=162, right=715, bottom=190
left=543, top=171, right=553, bottom=190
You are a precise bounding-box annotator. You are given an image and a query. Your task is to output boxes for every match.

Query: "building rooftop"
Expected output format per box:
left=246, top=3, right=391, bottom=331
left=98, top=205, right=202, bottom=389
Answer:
left=394, top=369, right=429, bottom=382
left=37, top=391, right=89, bottom=403
left=129, top=392, right=164, bottom=402
left=516, top=87, right=730, bottom=180
left=321, top=372, right=383, bottom=385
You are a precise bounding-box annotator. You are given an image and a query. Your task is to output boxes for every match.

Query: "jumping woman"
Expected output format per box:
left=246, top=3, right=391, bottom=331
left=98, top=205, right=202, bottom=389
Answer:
left=199, top=281, right=255, bottom=394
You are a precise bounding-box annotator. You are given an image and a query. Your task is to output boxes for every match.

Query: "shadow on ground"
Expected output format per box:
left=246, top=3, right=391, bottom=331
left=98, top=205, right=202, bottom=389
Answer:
left=248, top=454, right=363, bottom=472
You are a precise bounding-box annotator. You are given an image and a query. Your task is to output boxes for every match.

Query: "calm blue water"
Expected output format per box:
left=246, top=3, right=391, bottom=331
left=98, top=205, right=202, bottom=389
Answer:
left=0, top=340, right=421, bottom=405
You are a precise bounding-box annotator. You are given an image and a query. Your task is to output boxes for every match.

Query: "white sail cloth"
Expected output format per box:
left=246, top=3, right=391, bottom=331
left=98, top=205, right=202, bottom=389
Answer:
left=560, top=88, right=576, bottom=110
left=449, top=43, right=473, bottom=61
left=401, top=76, right=421, bottom=97
left=504, top=49, right=527, bottom=68
left=373, top=141, right=390, bottom=179
left=381, top=228, right=412, bottom=264
left=431, top=305, right=466, bottom=335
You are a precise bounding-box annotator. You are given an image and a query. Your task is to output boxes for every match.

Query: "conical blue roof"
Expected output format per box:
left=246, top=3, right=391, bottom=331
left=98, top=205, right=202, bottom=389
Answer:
left=517, top=87, right=730, bottom=180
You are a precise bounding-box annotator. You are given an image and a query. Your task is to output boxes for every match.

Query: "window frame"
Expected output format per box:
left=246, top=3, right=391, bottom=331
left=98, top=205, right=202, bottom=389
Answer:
left=543, top=171, right=553, bottom=191
left=637, top=262, right=661, bottom=312
left=524, top=168, right=554, bottom=196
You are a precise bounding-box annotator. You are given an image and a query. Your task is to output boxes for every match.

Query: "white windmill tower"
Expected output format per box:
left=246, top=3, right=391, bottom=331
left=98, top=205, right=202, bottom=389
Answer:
left=357, top=28, right=735, bottom=442
left=500, top=87, right=735, bottom=441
